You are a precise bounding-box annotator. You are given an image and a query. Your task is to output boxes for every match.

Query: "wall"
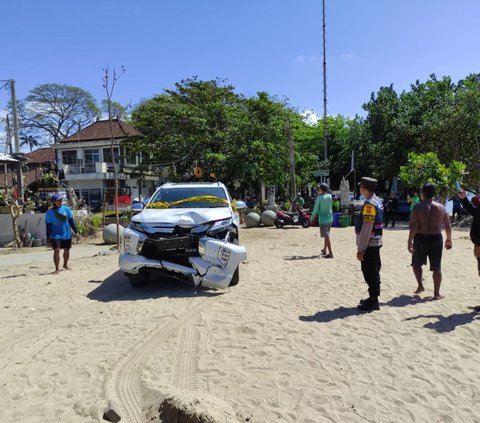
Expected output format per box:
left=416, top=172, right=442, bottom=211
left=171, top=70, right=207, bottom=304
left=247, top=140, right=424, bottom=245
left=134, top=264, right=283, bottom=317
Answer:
left=0, top=213, right=46, bottom=247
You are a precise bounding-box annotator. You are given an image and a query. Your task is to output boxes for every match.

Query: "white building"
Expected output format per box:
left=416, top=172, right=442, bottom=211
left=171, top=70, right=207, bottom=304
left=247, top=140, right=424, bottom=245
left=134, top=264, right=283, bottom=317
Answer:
left=53, top=119, right=158, bottom=210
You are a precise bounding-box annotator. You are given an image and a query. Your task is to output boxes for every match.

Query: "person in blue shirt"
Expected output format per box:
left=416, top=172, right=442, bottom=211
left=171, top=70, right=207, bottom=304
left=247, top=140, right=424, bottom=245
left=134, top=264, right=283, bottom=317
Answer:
left=45, top=194, right=80, bottom=274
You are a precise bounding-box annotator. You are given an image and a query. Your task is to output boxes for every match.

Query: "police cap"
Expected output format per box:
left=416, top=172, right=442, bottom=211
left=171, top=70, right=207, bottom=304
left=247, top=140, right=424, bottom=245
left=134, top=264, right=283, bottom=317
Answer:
left=358, top=177, right=377, bottom=191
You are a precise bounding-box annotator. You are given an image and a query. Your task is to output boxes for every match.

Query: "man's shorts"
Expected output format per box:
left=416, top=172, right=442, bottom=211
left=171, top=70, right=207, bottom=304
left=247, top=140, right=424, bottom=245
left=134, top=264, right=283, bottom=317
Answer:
left=411, top=233, right=442, bottom=272
left=51, top=238, right=72, bottom=250
left=319, top=224, right=331, bottom=238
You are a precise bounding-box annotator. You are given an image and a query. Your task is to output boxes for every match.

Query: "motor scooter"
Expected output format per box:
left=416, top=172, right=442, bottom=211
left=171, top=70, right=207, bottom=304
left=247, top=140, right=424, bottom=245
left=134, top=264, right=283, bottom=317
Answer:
left=274, top=208, right=310, bottom=228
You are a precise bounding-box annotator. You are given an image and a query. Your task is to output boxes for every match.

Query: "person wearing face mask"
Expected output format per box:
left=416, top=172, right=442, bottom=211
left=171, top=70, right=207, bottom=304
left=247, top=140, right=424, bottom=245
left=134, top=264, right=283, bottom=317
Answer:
left=355, top=177, right=384, bottom=311
left=45, top=194, right=80, bottom=274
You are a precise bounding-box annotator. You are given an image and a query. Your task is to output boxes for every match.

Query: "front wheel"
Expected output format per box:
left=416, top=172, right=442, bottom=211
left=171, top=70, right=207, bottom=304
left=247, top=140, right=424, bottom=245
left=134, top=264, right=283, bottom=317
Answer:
left=274, top=218, right=284, bottom=228
left=125, top=271, right=150, bottom=288
left=229, top=266, right=240, bottom=286
left=301, top=219, right=310, bottom=228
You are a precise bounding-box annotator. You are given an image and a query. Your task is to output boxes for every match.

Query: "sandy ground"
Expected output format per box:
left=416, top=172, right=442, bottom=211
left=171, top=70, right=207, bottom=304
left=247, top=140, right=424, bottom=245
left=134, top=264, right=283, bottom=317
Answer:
left=1, top=223, right=479, bottom=423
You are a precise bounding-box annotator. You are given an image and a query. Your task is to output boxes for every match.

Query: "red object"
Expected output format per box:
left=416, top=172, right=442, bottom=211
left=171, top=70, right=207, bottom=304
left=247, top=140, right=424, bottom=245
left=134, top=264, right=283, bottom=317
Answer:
left=473, top=194, right=480, bottom=207
left=114, top=196, right=132, bottom=205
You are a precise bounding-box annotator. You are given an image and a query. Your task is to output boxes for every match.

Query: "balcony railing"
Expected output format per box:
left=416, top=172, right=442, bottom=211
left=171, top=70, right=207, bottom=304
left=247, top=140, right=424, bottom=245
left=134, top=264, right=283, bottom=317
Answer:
left=61, top=162, right=120, bottom=175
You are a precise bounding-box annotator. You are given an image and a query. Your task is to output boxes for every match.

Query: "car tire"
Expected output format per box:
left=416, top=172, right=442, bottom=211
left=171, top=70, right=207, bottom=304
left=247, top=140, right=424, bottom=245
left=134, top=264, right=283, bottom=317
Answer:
left=229, top=266, right=240, bottom=286
left=125, top=271, right=149, bottom=288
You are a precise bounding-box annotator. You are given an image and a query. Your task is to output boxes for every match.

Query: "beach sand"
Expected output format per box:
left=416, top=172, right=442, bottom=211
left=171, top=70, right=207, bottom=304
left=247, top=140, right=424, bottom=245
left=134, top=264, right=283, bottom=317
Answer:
left=0, top=224, right=479, bottom=422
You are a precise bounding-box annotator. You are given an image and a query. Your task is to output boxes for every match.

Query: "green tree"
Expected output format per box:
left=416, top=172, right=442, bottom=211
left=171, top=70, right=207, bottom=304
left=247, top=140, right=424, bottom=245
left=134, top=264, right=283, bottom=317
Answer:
left=101, top=99, right=128, bottom=120
left=399, top=152, right=465, bottom=202
left=19, top=83, right=100, bottom=143
left=129, top=80, right=297, bottom=195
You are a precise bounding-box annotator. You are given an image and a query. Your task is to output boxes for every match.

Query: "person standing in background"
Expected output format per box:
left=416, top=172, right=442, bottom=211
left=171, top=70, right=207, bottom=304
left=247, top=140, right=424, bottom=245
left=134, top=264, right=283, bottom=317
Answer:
left=310, top=183, right=333, bottom=258
left=292, top=192, right=305, bottom=211
left=45, top=194, right=81, bottom=274
left=407, top=190, right=420, bottom=212
left=384, top=191, right=398, bottom=228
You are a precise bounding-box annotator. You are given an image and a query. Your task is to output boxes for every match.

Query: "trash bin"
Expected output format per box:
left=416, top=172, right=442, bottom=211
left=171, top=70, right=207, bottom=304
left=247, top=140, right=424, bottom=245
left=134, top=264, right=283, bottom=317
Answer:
left=339, top=214, right=351, bottom=227
left=332, top=212, right=341, bottom=227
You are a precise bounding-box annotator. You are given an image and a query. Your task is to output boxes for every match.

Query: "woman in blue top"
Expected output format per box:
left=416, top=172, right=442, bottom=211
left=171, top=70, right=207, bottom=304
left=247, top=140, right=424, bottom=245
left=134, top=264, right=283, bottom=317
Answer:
left=45, top=194, right=80, bottom=274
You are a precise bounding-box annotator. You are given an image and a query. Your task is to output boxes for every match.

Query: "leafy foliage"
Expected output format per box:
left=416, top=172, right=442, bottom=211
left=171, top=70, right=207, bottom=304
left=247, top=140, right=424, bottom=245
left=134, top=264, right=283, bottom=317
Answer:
left=399, top=152, right=466, bottom=201
left=19, top=83, right=100, bottom=143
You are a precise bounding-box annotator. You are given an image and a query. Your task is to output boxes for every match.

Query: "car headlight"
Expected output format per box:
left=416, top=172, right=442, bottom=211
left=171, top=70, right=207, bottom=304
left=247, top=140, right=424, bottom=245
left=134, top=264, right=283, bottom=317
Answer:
left=129, top=220, right=144, bottom=233
left=123, top=231, right=145, bottom=255
left=207, top=218, right=233, bottom=235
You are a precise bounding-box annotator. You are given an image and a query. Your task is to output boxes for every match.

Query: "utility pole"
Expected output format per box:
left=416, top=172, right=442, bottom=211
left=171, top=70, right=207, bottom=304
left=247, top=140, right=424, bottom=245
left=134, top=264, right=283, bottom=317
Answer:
left=286, top=121, right=296, bottom=199
left=10, top=80, right=24, bottom=200
left=5, top=115, right=13, bottom=154
left=322, top=0, right=328, bottom=163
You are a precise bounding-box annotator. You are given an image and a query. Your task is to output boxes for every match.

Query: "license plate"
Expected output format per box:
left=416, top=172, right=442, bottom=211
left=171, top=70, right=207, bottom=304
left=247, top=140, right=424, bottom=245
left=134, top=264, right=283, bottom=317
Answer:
left=155, top=236, right=193, bottom=252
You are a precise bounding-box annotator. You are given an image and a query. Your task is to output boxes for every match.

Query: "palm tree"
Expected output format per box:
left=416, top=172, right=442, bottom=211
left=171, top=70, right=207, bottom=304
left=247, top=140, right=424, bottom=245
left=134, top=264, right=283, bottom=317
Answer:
left=20, top=135, right=40, bottom=152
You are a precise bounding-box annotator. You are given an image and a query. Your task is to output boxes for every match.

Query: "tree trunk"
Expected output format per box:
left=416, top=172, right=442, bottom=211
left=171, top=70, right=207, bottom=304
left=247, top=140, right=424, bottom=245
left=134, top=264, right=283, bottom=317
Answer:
left=9, top=201, right=22, bottom=248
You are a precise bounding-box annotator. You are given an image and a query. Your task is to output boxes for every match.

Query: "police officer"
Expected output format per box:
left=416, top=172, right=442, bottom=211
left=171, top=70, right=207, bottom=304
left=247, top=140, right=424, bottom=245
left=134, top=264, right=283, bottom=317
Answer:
left=355, top=177, right=384, bottom=311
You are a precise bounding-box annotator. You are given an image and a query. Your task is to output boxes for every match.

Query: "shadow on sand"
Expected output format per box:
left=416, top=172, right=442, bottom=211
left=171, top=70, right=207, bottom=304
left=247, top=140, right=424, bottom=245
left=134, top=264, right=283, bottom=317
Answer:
left=284, top=254, right=321, bottom=261
left=382, top=294, right=431, bottom=307
left=300, top=306, right=364, bottom=323
left=87, top=270, right=224, bottom=302
left=300, top=295, right=436, bottom=323
left=405, top=310, right=480, bottom=332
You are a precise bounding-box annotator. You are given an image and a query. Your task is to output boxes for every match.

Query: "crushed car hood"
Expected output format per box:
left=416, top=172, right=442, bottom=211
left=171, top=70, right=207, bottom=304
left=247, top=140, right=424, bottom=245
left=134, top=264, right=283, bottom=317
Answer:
left=134, top=207, right=232, bottom=227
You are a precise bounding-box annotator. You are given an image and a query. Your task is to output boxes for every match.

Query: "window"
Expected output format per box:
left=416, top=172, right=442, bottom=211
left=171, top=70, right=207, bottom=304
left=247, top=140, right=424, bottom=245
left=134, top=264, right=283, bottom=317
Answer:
left=124, top=148, right=136, bottom=164
left=103, top=147, right=119, bottom=163
left=84, top=149, right=100, bottom=173
left=62, top=150, right=78, bottom=165
left=85, top=149, right=100, bottom=163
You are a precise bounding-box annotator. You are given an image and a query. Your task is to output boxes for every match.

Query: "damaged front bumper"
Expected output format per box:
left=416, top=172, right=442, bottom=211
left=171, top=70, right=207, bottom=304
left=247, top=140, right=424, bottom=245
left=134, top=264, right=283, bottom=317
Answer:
left=119, top=227, right=247, bottom=289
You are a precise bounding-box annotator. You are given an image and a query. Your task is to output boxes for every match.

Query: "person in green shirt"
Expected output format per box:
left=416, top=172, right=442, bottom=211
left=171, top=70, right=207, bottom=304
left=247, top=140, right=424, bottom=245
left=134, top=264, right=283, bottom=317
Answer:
left=292, top=192, right=305, bottom=211
left=310, top=183, right=333, bottom=258
left=407, top=190, right=420, bottom=211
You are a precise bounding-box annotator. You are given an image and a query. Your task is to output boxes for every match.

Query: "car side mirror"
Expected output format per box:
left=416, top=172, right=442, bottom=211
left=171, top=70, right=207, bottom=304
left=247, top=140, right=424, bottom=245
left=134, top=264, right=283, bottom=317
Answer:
left=235, top=200, right=247, bottom=211
left=131, top=202, right=144, bottom=214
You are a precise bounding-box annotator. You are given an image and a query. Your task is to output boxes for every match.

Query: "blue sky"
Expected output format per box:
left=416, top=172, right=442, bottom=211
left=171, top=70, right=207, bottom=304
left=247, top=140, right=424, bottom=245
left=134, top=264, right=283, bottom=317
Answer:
left=1, top=0, right=480, bottom=124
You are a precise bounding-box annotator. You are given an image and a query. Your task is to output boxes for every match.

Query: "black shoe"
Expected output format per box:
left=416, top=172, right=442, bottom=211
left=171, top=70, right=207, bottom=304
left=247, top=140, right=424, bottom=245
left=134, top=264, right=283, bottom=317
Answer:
left=473, top=306, right=480, bottom=313
left=358, top=298, right=370, bottom=305
left=357, top=298, right=380, bottom=311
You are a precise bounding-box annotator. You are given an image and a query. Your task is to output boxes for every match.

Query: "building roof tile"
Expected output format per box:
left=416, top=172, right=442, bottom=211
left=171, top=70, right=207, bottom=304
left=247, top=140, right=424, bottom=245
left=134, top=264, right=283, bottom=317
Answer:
left=59, top=119, right=142, bottom=143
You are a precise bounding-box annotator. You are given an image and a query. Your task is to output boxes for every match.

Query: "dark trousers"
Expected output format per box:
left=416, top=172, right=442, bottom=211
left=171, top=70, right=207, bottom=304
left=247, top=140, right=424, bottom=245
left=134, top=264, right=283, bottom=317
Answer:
left=385, top=211, right=396, bottom=228
left=361, top=246, right=382, bottom=298
left=477, top=257, right=480, bottom=275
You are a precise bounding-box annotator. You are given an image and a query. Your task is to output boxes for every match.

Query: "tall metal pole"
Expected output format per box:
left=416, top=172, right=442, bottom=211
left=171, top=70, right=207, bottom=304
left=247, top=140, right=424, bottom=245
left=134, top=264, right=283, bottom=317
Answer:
left=10, top=80, right=20, bottom=153
left=286, top=121, right=296, bottom=200
left=5, top=115, right=13, bottom=154
left=10, top=79, right=23, bottom=200
left=322, top=0, right=328, bottom=162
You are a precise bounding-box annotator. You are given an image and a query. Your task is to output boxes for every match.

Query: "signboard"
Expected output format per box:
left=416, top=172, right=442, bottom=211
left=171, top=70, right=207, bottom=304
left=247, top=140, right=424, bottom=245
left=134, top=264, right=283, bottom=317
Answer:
left=313, top=169, right=329, bottom=177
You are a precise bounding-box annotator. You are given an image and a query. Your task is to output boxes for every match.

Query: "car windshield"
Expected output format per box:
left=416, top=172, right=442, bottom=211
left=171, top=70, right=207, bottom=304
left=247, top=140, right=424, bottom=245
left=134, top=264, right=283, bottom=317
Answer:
left=149, top=187, right=229, bottom=208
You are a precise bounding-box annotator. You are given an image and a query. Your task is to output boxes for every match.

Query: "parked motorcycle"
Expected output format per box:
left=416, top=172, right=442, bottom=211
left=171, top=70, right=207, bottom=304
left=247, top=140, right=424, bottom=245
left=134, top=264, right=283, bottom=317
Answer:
left=274, top=209, right=310, bottom=228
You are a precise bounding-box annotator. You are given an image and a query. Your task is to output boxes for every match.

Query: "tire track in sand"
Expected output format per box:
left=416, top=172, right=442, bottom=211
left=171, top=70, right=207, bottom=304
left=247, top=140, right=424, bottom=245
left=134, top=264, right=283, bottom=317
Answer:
left=170, top=313, right=201, bottom=392
left=104, top=294, right=219, bottom=423
left=0, top=282, right=131, bottom=369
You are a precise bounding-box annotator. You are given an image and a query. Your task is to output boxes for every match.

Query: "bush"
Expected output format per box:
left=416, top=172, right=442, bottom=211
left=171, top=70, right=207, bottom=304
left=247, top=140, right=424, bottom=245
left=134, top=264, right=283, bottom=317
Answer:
left=76, top=213, right=100, bottom=237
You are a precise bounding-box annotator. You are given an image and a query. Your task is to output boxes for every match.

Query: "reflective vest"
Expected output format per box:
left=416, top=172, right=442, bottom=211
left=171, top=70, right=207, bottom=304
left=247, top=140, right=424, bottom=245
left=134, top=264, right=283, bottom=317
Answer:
left=355, top=195, right=383, bottom=239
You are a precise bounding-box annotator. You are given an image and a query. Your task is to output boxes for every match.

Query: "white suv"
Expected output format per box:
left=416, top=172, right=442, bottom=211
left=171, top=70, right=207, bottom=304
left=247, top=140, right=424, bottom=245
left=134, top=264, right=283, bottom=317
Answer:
left=119, top=182, right=247, bottom=289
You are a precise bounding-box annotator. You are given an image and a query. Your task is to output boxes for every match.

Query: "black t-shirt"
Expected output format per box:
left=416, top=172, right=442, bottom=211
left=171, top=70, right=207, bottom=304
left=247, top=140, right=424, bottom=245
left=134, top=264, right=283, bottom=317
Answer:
left=386, top=197, right=398, bottom=212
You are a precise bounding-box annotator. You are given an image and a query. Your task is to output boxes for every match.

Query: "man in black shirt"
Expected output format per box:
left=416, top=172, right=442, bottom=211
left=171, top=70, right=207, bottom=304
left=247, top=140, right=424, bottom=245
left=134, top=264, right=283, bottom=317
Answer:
left=384, top=191, right=398, bottom=228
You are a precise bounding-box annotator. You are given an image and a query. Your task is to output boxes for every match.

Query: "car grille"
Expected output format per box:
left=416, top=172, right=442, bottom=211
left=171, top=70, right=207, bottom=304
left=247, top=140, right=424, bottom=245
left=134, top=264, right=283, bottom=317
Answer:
left=140, top=233, right=199, bottom=266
